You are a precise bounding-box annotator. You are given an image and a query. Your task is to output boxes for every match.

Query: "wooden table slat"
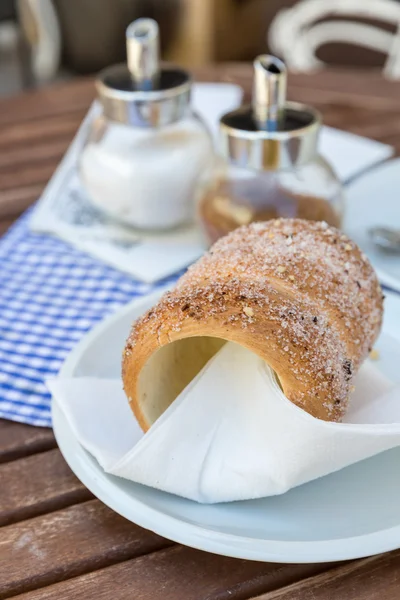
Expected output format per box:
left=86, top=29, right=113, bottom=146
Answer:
left=252, top=550, right=400, bottom=600
left=210, top=63, right=400, bottom=105
left=0, top=499, right=172, bottom=599
left=0, top=140, right=69, bottom=172
left=0, top=448, right=92, bottom=527
left=0, top=79, right=94, bottom=128
left=0, top=185, right=44, bottom=221
left=0, top=217, right=20, bottom=236
left=2, top=66, right=400, bottom=132
left=0, top=163, right=58, bottom=192
left=0, top=420, right=55, bottom=464
left=9, top=545, right=333, bottom=600
left=286, top=84, right=400, bottom=111
left=0, top=114, right=82, bottom=151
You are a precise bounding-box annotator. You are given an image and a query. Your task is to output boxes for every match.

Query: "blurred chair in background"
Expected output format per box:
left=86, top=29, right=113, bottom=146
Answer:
left=0, top=0, right=24, bottom=94
left=16, top=0, right=179, bottom=81
left=53, top=0, right=179, bottom=74
left=269, top=0, right=400, bottom=78
left=5, top=0, right=400, bottom=96
left=15, top=0, right=269, bottom=75
left=17, top=0, right=61, bottom=83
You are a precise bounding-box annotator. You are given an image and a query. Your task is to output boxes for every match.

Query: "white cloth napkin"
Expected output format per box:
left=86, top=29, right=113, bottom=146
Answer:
left=49, top=340, right=400, bottom=504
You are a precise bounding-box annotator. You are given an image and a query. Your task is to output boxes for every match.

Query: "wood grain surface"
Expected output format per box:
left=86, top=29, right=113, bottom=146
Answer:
left=8, top=546, right=332, bottom=600
left=1, top=65, right=400, bottom=599
left=0, top=500, right=172, bottom=598
left=253, top=551, right=400, bottom=599
left=0, top=420, right=55, bottom=464
left=0, top=449, right=92, bottom=526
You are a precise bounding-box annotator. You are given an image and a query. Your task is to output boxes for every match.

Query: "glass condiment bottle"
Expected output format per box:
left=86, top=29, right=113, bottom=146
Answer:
left=79, top=19, right=212, bottom=231
left=197, top=55, right=344, bottom=245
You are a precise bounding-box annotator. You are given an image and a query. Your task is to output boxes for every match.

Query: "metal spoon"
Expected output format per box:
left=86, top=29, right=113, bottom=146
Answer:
left=369, top=226, right=400, bottom=253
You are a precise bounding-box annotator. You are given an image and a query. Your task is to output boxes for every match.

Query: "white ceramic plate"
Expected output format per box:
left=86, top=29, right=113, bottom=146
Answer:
left=344, top=158, right=400, bottom=292
left=53, top=288, right=400, bottom=564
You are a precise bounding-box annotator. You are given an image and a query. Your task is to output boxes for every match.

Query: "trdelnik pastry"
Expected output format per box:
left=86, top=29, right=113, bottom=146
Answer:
left=123, top=218, right=383, bottom=429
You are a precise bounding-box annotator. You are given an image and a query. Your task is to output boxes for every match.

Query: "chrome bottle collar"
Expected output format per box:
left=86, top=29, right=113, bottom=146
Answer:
left=96, top=18, right=191, bottom=128
left=220, top=55, right=321, bottom=170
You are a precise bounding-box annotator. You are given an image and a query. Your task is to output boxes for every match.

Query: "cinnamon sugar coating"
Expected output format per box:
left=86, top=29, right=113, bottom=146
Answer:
left=123, top=219, right=383, bottom=426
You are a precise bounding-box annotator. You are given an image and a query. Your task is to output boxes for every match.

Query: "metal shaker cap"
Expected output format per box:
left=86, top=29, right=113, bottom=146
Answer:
left=96, top=18, right=191, bottom=127
left=220, top=55, right=321, bottom=170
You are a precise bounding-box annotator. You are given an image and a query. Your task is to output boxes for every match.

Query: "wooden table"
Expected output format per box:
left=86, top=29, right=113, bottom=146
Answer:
left=1, top=65, right=400, bottom=599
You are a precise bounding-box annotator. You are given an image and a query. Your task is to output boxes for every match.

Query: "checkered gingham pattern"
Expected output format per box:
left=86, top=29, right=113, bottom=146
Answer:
left=0, top=210, right=179, bottom=427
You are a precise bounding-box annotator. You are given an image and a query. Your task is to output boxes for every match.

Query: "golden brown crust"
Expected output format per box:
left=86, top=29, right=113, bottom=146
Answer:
left=123, top=219, right=383, bottom=430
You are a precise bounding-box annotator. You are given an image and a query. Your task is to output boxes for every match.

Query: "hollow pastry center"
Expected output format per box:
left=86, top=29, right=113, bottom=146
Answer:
left=137, top=336, right=226, bottom=425
left=137, top=336, right=282, bottom=426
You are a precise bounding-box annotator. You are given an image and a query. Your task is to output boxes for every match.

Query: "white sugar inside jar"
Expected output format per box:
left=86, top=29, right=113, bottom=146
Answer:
left=79, top=114, right=212, bottom=230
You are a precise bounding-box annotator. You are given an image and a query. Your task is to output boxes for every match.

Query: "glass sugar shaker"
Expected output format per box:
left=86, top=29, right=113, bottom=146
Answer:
left=197, top=55, right=344, bottom=245
left=79, top=18, right=212, bottom=231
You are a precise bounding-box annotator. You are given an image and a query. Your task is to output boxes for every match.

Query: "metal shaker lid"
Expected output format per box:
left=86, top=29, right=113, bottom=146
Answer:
left=220, top=55, right=321, bottom=170
left=96, top=18, right=191, bottom=127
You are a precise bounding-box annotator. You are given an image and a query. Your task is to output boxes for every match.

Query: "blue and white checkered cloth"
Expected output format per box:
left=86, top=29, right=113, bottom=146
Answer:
left=0, top=210, right=179, bottom=427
